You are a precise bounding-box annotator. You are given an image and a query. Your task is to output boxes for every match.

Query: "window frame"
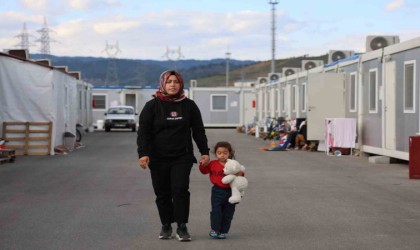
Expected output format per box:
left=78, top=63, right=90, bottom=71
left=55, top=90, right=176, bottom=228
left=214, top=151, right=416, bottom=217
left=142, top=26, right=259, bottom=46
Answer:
left=368, top=68, right=378, bottom=114
left=92, top=94, right=107, bottom=110
left=349, top=72, right=357, bottom=112
left=291, top=85, right=297, bottom=112
left=210, top=94, right=228, bottom=112
left=281, top=87, right=286, bottom=112
left=301, top=82, right=307, bottom=112
left=403, top=60, right=416, bottom=113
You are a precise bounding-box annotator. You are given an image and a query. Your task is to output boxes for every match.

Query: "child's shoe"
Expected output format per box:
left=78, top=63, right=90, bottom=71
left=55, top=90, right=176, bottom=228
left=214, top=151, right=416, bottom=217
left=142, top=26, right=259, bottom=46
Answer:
left=209, top=230, right=218, bottom=239
left=217, top=233, right=226, bottom=239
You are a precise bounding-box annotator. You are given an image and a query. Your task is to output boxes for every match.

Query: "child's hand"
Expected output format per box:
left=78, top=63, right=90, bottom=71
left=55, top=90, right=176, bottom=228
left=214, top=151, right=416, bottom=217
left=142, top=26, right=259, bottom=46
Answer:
left=235, top=171, right=244, bottom=176
left=199, top=155, right=210, bottom=166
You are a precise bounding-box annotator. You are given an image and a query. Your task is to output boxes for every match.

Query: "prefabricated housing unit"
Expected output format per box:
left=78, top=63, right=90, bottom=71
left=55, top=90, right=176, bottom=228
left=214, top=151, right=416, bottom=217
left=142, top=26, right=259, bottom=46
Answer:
left=92, top=85, right=255, bottom=128
left=92, top=86, right=192, bottom=128
left=189, top=86, right=256, bottom=127
left=0, top=50, right=94, bottom=155
left=253, top=35, right=420, bottom=161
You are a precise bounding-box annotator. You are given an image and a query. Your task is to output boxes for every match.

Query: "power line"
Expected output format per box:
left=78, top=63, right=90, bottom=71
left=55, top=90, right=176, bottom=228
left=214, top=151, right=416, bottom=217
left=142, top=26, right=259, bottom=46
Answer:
left=103, top=41, right=122, bottom=87
left=15, top=22, right=35, bottom=50
left=162, top=46, right=184, bottom=69
left=35, top=17, right=57, bottom=56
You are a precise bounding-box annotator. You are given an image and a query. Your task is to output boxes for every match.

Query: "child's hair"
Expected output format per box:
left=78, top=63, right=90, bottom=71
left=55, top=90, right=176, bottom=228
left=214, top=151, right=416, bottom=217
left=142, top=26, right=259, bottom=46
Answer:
left=214, top=141, right=235, bottom=159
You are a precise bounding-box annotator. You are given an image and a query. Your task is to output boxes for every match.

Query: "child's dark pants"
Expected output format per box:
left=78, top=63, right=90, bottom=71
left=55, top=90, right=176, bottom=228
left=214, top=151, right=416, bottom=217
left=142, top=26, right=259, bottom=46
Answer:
left=210, top=185, right=236, bottom=234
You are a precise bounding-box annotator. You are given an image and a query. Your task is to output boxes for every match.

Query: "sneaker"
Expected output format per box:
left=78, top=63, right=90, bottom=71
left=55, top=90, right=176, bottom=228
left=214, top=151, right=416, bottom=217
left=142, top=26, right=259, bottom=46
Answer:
left=209, top=230, right=218, bottom=239
left=217, top=233, right=226, bottom=239
left=159, top=224, right=172, bottom=239
left=176, top=223, right=191, bottom=241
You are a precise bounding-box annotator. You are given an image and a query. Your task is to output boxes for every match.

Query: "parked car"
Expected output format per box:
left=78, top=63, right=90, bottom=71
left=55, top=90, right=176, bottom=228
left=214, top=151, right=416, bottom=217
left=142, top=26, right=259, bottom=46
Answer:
left=104, top=106, right=137, bottom=132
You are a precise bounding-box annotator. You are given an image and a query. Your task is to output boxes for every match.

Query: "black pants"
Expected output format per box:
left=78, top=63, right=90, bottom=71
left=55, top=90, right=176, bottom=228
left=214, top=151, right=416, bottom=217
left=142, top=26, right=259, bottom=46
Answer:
left=149, top=154, right=193, bottom=225
left=210, top=185, right=236, bottom=234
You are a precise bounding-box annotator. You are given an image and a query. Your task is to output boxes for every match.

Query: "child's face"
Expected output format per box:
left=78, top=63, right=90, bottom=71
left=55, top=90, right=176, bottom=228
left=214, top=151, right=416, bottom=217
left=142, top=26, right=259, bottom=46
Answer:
left=215, top=147, right=230, bottom=163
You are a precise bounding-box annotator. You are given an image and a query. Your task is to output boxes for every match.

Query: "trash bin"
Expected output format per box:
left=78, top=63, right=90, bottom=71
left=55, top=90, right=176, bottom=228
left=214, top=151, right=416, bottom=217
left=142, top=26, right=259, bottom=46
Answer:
left=409, top=136, right=420, bottom=179
left=97, top=120, right=104, bottom=130
left=63, top=132, right=76, bottom=152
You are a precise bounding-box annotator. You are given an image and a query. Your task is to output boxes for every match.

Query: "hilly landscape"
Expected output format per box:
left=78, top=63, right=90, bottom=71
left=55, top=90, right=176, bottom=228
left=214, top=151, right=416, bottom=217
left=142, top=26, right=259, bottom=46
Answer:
left=30, top=54, right=328, bottom=87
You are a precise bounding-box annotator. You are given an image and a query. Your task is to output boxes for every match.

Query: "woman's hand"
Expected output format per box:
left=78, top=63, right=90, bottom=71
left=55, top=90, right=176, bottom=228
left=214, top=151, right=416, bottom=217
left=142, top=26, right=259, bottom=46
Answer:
left=199, top=155, right=210, bottom=166
left=138, top=156, right=150, bottom=169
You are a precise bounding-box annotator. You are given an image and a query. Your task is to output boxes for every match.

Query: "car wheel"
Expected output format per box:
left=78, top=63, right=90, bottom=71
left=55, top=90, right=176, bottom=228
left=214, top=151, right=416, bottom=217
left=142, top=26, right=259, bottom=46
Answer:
left=105, top=126, right=111, bottom=132
left=131, top=125, right=136, bottom=132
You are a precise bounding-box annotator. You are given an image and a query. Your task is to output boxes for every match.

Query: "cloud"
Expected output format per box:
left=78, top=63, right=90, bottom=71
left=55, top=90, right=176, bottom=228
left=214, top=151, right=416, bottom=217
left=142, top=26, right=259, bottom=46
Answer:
left=93, top=20, right=141, bottom=35
left=68, top=0, right=92, bottom=9
left=385, top=0, right=405, bottom=12
left=66, top=0, right=122, bottom=10
left=19, top=0, right=48, bottom=10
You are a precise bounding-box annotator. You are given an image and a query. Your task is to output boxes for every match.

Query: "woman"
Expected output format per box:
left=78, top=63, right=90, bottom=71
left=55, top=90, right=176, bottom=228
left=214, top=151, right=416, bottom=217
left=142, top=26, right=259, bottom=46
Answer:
left=137, top=70, right=210, bottom=242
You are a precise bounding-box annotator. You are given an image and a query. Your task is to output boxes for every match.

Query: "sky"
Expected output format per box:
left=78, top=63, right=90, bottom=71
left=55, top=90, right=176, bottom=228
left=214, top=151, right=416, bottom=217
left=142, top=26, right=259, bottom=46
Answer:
left=0, top=0, right=419, bottom=61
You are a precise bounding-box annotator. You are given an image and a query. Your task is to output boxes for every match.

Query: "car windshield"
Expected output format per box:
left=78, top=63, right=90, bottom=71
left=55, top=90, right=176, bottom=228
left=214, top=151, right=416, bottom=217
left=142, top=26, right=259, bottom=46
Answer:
left=108, top=107, right=134, bottom=115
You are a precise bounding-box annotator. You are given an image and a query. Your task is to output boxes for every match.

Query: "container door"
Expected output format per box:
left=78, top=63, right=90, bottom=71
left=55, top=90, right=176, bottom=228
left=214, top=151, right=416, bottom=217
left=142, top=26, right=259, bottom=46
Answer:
left=125, top=93, right=136, bottom=111
left=307, top=73, right=346, bottom=140
left=385, top=61, right=396, bottom=150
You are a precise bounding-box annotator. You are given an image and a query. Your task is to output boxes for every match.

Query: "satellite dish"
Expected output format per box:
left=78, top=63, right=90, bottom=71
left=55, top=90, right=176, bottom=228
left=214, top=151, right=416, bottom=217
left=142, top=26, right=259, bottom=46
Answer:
left=304, top=61, right=316, bottom=70
left=270, top=74, right=279, bottom=81
left=331, top=51, right=346, bottom=61
left=370, top=36, right=389, bottom=50
left=285, top=69, right=295, bottom=76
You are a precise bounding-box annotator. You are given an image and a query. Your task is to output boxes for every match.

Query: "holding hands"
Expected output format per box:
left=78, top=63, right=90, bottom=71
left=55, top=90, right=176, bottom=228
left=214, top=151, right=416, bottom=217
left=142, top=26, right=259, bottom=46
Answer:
left=199, top=155, right=210, bottom=166
left=138, top=156, right=149, bottom=169
left=139, top=155, right=209, bottom=169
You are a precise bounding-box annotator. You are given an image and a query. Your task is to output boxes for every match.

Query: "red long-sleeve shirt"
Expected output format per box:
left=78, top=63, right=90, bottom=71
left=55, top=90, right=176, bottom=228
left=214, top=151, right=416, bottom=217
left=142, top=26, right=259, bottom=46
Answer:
left=199, top=160, right=230, bottom=189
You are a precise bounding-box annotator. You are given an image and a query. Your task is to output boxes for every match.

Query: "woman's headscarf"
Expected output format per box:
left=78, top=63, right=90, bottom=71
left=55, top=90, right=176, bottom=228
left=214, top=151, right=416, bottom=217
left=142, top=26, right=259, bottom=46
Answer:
left=154, top=70, right=186, bottom=102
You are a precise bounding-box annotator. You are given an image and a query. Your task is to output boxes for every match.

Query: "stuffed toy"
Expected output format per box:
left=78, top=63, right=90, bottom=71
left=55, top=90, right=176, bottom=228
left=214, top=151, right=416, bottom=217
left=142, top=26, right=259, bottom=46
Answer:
left=221, top=159, right=249, bottom=204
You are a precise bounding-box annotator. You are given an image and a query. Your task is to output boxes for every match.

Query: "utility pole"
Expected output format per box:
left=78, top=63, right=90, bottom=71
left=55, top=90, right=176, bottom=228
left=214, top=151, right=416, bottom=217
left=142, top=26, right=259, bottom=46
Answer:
left=268, top=0, right=278, bottom=74
left=225, top=51, right=231, bottom=87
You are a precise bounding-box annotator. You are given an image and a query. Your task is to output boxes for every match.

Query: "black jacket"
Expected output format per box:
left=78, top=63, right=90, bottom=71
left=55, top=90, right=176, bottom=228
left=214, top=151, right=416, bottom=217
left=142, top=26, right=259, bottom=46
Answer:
left=137, top=98, right=209, bottom=161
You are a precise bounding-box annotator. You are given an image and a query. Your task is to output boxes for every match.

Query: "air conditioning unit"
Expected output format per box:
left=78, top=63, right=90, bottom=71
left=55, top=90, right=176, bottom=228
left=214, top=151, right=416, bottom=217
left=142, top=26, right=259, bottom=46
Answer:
left=282, top=67, right=301, bottom=76
left=257, top=77, right=269, bottom=84
left=366, top=35, right=400, bottom=52
left=328, top=50, right=354, bottom=63
left=301, top=60, right=324, bottom=70
left=268, top=73, right=282, bottom=82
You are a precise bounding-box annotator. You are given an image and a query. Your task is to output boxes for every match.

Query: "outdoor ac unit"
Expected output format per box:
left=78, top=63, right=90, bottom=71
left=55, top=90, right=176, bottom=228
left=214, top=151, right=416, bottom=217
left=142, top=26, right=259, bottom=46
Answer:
left=328, top=50, right=354, bottom=63
left=301, top=60, right=324, bottom=70
left=366, top=35, right=400, bottom=52
left=257, top=77, right=269, bottom=84
left=282, top=67, right=301, bottom=76
left=268, top=73, right=282, bottom=82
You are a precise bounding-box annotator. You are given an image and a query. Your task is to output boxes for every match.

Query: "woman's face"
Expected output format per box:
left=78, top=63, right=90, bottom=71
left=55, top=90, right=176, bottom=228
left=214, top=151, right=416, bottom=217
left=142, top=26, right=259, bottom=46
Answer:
left=165, top=75, right=181, bottom=95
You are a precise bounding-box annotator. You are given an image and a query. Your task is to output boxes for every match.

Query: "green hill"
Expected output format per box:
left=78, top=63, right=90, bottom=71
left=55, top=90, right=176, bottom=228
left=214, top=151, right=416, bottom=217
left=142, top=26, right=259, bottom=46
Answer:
left=194, top=54, right=328, bottom=87
left=29, top=54, right=328, bottom=87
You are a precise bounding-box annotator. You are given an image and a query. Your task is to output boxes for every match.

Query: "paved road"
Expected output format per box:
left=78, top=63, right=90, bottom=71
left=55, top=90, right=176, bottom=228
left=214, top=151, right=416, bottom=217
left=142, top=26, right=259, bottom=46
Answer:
left=1, top=129, right=420, bottom=250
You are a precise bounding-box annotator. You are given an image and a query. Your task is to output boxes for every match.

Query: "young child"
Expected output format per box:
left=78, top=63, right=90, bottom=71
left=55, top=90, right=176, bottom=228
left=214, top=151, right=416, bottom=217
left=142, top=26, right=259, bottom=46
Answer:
left=199, top=141, right=244, bottom=239
left=259, top=130, right=291, bottom=151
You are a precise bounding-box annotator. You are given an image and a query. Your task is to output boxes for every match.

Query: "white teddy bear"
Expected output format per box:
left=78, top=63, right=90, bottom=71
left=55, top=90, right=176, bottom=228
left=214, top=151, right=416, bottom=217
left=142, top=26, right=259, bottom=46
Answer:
left=221, top=159, right=249, bottom=204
